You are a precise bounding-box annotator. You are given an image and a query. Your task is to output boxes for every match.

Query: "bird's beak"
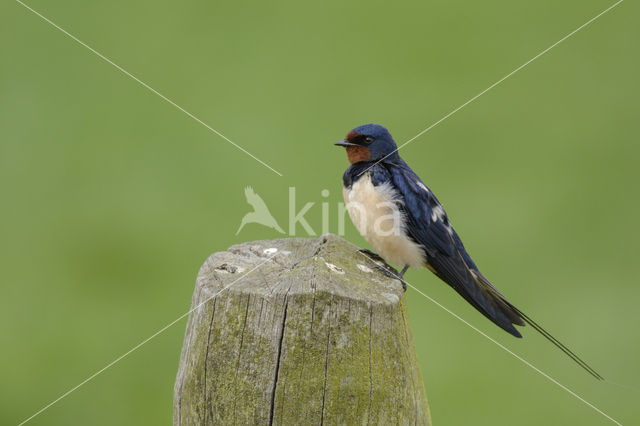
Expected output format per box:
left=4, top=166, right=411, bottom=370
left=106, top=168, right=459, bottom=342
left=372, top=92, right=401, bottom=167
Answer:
left=334, top=140, right=358, bottom=147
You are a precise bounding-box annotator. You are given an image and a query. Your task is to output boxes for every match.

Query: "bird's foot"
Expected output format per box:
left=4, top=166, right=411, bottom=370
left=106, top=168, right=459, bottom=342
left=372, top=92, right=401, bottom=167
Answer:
left=357, top=249, right=406, bottom=292
left=398, top=265, right=409, bottom=292
left=358, top=249, right=386, bottom=263
left=378, top=266, right=407, bottom=292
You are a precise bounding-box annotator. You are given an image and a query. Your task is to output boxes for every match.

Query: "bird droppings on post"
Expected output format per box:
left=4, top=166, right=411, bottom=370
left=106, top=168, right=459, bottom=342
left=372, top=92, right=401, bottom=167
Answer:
left=357, top=264, right=373, bottom=273
left=263, top=247, right=278, bottom=255
left=214, top=263, right=238, bottom=274
left=382, top=293, right=400, bottom=304
left=324, top=262, right=345, bottom=274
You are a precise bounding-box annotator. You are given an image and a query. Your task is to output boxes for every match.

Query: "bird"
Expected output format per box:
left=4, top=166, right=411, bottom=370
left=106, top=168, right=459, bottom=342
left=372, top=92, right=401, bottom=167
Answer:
left=334, top=123, right=602, bottom=379
left=236, top=186, right=285, bottom=235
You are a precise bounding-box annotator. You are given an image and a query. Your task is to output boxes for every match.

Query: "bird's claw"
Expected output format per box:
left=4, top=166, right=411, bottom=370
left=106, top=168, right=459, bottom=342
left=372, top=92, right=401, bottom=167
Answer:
left=358, top=249, right=406, bottom=292
left=358, top=249, right=385, bottom=263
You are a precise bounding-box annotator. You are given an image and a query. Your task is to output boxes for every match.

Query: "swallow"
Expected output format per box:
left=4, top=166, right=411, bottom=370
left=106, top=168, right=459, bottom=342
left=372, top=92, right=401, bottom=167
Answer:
left=335, top=123, right=602, bottom=379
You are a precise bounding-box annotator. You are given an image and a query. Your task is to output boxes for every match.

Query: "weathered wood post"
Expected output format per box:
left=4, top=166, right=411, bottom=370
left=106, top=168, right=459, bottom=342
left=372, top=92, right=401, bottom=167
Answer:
left=174, top=234, right=430, bottom=425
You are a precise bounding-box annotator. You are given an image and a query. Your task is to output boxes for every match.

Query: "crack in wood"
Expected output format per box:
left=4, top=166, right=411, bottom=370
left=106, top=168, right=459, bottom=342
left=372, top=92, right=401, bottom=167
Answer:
left=232, top=294, right=251, bottom=422
left=268, top=296, right=289, bottom=425
left=368, top=304, right=373, bottom=425
left=203, top=297, right=217, bottom=424
left=319, top=294, right=333, bottom=425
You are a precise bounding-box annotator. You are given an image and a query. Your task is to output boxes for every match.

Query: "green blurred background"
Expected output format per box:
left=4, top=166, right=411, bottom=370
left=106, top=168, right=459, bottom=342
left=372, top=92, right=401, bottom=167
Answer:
left=1, top=0, right=638, bottom=424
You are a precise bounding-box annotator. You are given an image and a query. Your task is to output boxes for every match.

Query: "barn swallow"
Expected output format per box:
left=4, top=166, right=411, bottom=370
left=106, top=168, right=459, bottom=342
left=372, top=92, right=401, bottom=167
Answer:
left=335, top=123, right=602, bottom=379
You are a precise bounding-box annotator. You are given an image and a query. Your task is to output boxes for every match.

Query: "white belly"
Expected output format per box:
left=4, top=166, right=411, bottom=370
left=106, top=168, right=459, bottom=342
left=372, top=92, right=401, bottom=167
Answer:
left=343, top=174, right=425, bottom=268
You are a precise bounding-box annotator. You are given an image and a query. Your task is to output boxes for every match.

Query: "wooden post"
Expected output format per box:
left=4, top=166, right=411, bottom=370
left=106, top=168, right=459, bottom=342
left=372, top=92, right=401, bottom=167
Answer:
left=174, top=234, right=431, bottom=425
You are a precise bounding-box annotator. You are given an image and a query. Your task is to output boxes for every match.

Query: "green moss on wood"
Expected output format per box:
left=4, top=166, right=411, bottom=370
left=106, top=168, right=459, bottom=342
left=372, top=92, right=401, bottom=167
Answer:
left=174, top=235, right=430, bottom=425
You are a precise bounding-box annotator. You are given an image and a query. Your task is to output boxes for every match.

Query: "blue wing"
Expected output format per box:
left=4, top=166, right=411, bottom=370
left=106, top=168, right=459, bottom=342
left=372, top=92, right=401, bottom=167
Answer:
left=345, top=160, right=603, bottom=378
left=369, top=160, right=525, bottom=337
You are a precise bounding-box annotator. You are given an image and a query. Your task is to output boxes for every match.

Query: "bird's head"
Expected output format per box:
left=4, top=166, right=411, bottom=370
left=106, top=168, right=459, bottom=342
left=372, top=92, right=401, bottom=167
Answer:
left=334, top=124, right=399, bottom=164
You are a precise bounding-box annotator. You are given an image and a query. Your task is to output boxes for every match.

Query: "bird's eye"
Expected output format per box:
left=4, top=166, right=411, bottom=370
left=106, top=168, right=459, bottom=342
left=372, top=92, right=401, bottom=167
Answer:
left=364, top=136, right=375, bottom=145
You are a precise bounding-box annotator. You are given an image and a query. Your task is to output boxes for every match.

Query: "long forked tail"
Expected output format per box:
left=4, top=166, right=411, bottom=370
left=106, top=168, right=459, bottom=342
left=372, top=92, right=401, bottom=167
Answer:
left=470, top=271, right=603, bottom=380
left=505, top=300, right=604, bottom=380
left=445, top=229, right=603, bottom=380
